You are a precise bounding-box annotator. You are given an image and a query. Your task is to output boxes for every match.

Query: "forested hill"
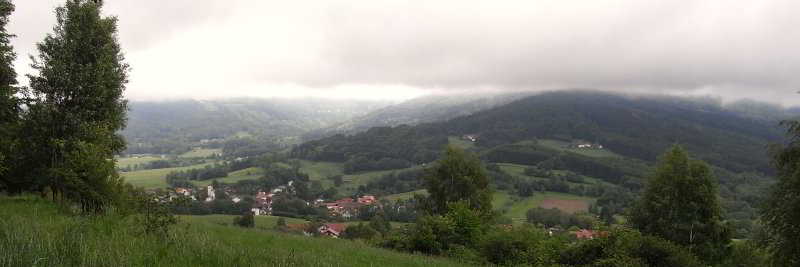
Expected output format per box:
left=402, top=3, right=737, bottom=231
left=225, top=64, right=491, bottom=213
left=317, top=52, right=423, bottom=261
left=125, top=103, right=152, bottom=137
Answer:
left=122, top=98, right=388, bottom=155
left=301, top=92, right=532, bottom=141
left=294, top=91, right=790, bottom=174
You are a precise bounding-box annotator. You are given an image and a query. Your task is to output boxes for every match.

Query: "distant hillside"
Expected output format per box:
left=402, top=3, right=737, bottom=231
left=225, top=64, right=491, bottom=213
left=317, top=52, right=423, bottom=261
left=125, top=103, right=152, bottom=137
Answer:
left=302, top=92, right=533, bottom=141
left=122, top=98, right=389, bottom=155
left=295, top=90, right=788, bottom=174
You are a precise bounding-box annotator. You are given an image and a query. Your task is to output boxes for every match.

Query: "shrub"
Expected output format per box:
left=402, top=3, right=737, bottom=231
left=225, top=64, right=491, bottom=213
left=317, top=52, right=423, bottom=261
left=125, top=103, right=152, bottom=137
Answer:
left=559, top=228, right=702, bottom=267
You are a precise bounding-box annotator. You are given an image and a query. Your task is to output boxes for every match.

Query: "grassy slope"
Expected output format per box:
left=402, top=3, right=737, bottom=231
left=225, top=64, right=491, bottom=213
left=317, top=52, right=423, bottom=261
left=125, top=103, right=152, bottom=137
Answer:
left=122, top=163, right=214, bottom=189
left=504, top=192, right=597, bottom=224
left=383, top=189, right=427, bottom=202
left=497, top=163, right=615, bottom=187
left=447, top=136, right=475, bottom=149
left=537, top=139, right=622, bottom=158
left=179, top=148, right=223, bottom=158
left=300, top=160, right=345, bottom=181
left=191, top=167, right=265, bottom=187
left=0, top=196, right=468, bottom=267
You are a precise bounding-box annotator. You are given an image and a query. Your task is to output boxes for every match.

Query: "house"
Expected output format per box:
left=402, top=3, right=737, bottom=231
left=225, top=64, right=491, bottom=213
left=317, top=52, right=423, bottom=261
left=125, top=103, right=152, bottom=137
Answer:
left=357, top=195, right=376, bottom=205
left=461, top=134, right=480, bottom=142
left=231, top=197, right=241, bottom=203
left=317, top=223, right=347, bottom=238
left=174, top=188, right=191, bottom=196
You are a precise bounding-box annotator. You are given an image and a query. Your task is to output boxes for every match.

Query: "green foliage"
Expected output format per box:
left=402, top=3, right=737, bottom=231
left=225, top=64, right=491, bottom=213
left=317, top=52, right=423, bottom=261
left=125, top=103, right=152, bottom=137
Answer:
left=342, top=222, right=377, bottom=240
left=233, top=213, right=255, bottom=228
left=478, top=226, right=566, bottom=266
left=0, top=0, right=17, bottom=186
left=129, top=189, right=178, bottom=235
left=558, top=228, right=703, bottom=267
left=369, top=211, right=392, bottom=236
left=762, top=119, right=800, bottom=266
left=720, top=241, right=769, bottom=267
left=626, top=145, right=731, bottom=264
left=11, top=0, right=129, bottom=213
left=526, top=207, right=596, bottom=230
left=423, top=146, right=493, bottom=216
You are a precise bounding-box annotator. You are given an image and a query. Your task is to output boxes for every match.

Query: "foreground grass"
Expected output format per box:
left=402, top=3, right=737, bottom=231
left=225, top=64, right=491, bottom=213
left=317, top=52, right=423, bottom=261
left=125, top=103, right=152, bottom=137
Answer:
left=0, top=196, right=469, bottom=267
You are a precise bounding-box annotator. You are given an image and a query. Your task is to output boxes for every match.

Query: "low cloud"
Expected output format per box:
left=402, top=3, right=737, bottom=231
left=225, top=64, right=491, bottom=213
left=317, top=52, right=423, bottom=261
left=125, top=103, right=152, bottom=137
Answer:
left=9, top=0, right=800, bottom=104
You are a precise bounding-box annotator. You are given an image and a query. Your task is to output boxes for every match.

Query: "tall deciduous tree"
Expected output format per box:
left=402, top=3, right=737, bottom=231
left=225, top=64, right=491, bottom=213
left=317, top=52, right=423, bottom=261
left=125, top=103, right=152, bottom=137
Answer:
left=0, top=0, right=18, bottom=189
left=22, top=0, right=129, bottom=212
left=423, top=145, right=492, bottom=216
left=626, top=145, right=731, bottom=264
left=762, top=119, right=800, bottom=266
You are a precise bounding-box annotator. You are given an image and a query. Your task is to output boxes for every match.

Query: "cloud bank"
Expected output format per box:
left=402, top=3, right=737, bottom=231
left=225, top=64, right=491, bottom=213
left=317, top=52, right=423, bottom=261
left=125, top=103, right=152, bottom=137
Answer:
left=8, top=0, right=800, bottom=104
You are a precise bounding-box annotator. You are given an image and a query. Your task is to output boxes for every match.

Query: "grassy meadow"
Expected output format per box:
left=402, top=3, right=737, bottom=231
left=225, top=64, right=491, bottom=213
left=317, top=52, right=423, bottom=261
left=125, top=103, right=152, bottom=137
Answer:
left=116, top=156, right=162, bottom=169
left=179, top=148, right=223, bottom=158
left=191, top=167, right=265, bottom=187
left=0, top=196, right=469, bottom=267
left=121, top=163, right=213, bottom=189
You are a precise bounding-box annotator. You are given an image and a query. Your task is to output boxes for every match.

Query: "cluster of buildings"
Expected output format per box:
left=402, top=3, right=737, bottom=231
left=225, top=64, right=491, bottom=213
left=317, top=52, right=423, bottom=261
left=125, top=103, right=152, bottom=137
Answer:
left=568, top=141, right=604, bottom=149
left=252, top=181, right=295, bottom=216
left=317, top=195, right=377, bottom=219
left=171, top=185, right=242, bottom=203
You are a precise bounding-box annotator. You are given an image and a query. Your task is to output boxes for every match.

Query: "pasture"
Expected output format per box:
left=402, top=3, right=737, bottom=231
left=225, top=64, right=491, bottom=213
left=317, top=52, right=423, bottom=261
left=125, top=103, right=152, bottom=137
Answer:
left=383, top=189, right=427, bottom=202
left=179, top=148, right=223, bottom=158
left=122, top=163, right=215, bottom=189
left=191, top=167, right=265, bottom=187
left=116, top=156, right=163, bottom=168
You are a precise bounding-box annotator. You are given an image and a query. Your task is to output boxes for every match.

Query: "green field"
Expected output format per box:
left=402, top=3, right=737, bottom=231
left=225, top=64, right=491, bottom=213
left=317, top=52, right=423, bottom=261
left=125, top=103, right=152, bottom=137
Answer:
left=448, top=136, right=475, bottom=149
left=191, top=167, right=265, bottom=187
left=181, top=214, right=308, bottom=228
left=504, top=192, right=596, bottom=224
left=339, top=165, right=426, bottom=193
left=122, top=163, right=215, bottom=189
left=496, top=163, right=615, bottom=187
left=537, top=139, right=622, bottom=158
left=234, top=131, right=252, bottom=138
left=116, top=156, right=163, bottom=168
left=383, top=189, right=427, bottom=202
left=1, top=196, right=468, bottom=266
left=179, top=148, right=223, bottom=158
left=299, top=160, right=345, bottom=181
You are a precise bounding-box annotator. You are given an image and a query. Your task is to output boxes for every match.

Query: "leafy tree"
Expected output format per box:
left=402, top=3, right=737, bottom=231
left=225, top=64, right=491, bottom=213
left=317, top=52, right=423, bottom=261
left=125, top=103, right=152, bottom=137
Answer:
left=558, top=228, right=703, bottom=267
left=16, top=0, right=128, bottom=212
left=0, top=0, right=18, bottom=190
left=369, top=211, right=392, bottom=236
left=342, top=222, right=376, bottom=240
left=599, top=205, right=613, bottom=225
left=423, top=146, right=492, bottom=216
left=626, top=145, right=731, bottom=264
left=762, top=119, right=800, bottom=266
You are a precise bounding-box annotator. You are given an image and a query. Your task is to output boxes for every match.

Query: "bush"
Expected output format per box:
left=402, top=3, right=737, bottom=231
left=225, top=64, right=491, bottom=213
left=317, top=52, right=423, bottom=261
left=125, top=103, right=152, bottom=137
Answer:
left=478, top=226, right=565, bottom=266
left=558, top=228, right=703, bottom=267
left=233, top=213, right=255, bottom=228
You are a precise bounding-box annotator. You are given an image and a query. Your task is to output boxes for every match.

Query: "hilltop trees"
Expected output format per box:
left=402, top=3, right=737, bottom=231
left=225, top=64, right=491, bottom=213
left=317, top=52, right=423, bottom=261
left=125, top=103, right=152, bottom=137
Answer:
left=761, top=119, right=800, bottom=266
left=14, top=0, right=129, bottom=212
left=627, top=145, right=731, bottom=264
left=423, top=145, right=493, bottom=216
left=0, top=0, right=18, bottom=190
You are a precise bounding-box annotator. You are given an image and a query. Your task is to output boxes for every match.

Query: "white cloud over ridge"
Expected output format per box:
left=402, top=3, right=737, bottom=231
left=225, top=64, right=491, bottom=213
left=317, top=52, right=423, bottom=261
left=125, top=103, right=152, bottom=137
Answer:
left=8, top=0, right=800, bottom=105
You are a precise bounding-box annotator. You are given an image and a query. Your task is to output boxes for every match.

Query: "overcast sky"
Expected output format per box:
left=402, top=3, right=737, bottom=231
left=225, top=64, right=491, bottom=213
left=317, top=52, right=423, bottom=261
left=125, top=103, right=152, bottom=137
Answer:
left=8, top=0, right=800, bottom=105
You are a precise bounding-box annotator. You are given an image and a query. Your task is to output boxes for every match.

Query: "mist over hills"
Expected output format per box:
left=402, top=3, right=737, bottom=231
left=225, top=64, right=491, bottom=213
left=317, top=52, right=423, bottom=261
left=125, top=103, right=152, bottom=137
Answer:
left=122, top=98, right=390, bottom=154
